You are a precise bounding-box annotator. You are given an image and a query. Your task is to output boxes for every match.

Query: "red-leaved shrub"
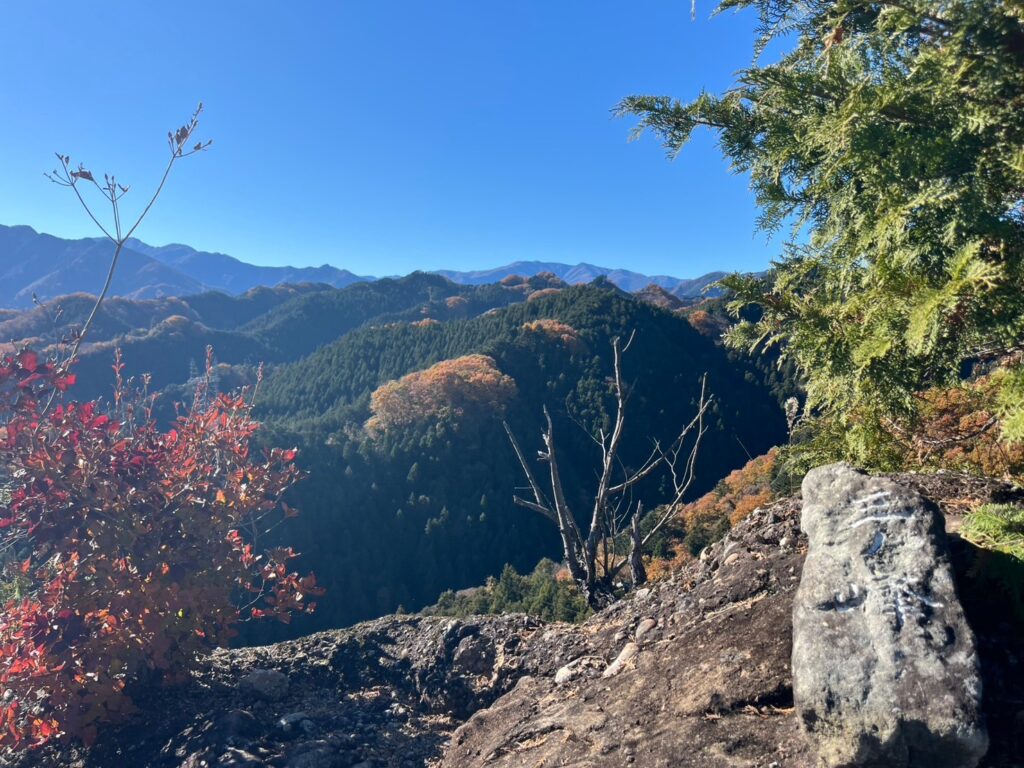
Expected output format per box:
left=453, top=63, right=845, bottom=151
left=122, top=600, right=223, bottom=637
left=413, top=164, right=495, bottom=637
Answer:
left=0, top=348, right=321, bottom=749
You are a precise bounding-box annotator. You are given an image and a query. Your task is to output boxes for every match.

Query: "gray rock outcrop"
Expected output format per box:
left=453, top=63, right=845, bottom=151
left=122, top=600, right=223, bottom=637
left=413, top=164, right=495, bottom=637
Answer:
left=10, top=469, right=1022, bottom=768
left=239, top=669, right=290, bottom=702
left=793, top=463, right=988, bottom=767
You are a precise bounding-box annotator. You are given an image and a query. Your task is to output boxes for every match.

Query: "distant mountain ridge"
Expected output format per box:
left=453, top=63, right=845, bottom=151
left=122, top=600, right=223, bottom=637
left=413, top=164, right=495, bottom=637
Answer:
left=0, top=223, right=727, bottom=308
left=124, top=238, right=368, bottom=296
left=433, top=261, right=726, bottom=297
left=0, top=225, right=371, bottom=308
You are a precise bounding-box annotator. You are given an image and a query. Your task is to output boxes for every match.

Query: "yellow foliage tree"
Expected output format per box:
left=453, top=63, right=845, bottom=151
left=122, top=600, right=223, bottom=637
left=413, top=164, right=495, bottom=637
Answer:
left=521, top=319, right=585, bottom=353
left=646, top=449, right=779, bottom=579
left=367, top=354, right=517, bottom=433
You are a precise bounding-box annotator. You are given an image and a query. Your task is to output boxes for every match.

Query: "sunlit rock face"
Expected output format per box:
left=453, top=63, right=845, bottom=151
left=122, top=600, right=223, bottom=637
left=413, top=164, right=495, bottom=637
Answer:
left=793, top=463, right=987, bottom=768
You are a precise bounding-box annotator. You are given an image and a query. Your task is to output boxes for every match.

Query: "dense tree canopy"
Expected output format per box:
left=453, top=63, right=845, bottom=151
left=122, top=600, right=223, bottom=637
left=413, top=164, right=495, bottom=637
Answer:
left=246, top=285, right=790, bottom=638
left=620, top=0, right=1024, bottom=466
left=367, top=354, right=517, bottom=434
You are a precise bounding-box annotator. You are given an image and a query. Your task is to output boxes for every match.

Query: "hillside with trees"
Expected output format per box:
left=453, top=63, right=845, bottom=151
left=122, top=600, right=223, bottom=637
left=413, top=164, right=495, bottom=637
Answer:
left=0, top=270, right=794, bottom=641
left=3, top=0, right=1024, bottom=764
left=10, top=272, right=551, bottom=405
left=248, top=282, right=788, bottom=637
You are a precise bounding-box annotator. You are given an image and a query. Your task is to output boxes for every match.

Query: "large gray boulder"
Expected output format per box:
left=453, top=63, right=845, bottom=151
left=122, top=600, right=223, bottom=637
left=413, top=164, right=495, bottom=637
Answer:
left=793, top=463, right=988, bottom=767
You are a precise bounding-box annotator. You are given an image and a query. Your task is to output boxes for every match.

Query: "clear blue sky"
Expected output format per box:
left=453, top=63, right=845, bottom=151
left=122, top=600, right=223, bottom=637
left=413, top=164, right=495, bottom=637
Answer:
left=0, top=2, right=779, bottom=278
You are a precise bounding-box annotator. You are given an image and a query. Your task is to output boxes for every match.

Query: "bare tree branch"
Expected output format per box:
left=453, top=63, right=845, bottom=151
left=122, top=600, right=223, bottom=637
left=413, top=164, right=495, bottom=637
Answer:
left=34, top=105, right=211, bottom=424
left=504, top=420, right=556, bottom=523
left=41, top=106, right=210, bottom=374
left=642, top=375, right=711, bottom=547
left=505, top=331, right=712, bottom=606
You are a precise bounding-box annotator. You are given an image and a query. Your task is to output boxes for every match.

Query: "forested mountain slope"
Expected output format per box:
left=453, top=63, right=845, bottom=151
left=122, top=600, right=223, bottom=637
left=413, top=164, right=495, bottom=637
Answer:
left=16, top=273, right=551, bottom=403
left=250, top=283, right=788, bottom=638
left=0, top=274, right=791, bottom=640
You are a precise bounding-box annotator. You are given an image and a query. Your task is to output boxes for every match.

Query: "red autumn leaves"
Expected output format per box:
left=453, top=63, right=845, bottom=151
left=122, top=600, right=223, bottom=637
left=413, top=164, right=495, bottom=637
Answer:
left=0, top=349, right=319, bottom=750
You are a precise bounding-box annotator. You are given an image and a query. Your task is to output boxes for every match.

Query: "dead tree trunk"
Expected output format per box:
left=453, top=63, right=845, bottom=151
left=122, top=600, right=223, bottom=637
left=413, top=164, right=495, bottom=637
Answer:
left=505, top=333, right=711, bottom=608
left=628, top=509, right=647, bottom=587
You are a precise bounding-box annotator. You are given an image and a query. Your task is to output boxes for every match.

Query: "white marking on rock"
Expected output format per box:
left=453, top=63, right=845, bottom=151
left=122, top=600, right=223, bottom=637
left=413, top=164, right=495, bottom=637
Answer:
left=848, top=512, right=914, bottom=529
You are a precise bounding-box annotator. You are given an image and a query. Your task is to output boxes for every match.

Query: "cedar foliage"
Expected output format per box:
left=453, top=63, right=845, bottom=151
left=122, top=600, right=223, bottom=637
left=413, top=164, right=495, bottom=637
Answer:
left=960, top=503, right=1024, bottom=621
left=619, top=0, right=1024, bottom=469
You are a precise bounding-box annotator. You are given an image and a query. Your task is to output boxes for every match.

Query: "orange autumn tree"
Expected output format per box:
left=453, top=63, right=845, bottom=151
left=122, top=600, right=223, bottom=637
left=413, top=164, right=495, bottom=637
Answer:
left=521, top=320, right=586, bottom=354
left=646, top=448, right=779, bottom=579
left=366, top=354, right=517, bottom=434
left=526, top=287, right=562, bottom=302
left=869, top=371, right=1024, bottom=483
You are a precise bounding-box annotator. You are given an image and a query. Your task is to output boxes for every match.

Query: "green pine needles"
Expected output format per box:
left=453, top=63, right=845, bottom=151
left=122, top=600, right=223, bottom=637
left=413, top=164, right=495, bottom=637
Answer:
left=962, top=503, right=1024, bottom=562
left=619, top=0, right=1024, bottom=468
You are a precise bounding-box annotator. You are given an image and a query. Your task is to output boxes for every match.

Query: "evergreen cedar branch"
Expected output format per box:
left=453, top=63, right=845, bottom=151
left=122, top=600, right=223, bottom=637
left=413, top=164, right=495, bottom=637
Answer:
left=619, top=0, right=1024, bottom=467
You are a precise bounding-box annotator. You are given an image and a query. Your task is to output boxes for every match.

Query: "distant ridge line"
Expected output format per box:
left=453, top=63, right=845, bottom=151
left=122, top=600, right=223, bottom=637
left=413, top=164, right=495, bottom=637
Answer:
left=0, top=223, right=728, bottom=308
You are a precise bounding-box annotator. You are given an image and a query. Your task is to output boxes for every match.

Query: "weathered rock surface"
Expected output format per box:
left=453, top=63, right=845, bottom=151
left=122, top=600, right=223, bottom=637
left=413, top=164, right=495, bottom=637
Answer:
left=7, top=470, right=1023, bottom=768
left=794, top=464, right=988, bottom=767
left=442, top=498, right=809, bottom=768
left=239, top=669, right=291, bottom=702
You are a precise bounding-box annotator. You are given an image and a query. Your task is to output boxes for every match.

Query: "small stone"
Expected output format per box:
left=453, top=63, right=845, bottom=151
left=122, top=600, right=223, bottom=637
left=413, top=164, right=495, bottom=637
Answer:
left=602, top=642, right=638, bottom=679
left=452, top=635, right=495, bottom=676
left=286, top=747, right=347, bottom=768
left=634, top=618, right=657, bottom=642
left=182, top=750, right=217, bottom=768
left=724, top=552, right=741, bottom=566
left=779, top=536, right=791, bottom=549
left=217, top=748, right=263, bottom=767
left=215, top=708, right=260, bottom=747
left=554, top=665, right=576, bottom=685
left=238, top=669, right=289, bottom=701
left=278, top=712, right=316, bottom=738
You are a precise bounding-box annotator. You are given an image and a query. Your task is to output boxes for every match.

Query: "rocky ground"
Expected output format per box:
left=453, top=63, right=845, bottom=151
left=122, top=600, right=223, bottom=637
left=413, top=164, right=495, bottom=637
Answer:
left=9, top=471, right=1024, bottom=768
